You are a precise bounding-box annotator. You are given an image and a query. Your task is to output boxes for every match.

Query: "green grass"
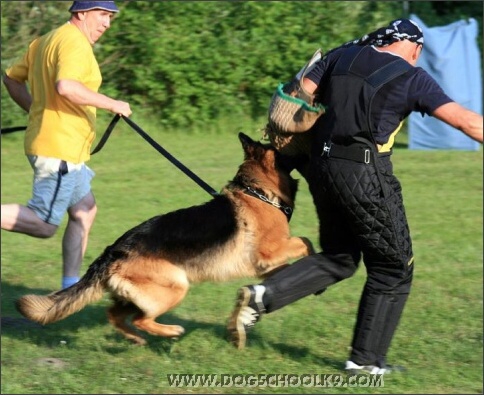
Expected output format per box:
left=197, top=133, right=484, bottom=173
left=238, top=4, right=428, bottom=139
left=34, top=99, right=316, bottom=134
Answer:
left=1, top=115, right=482, bottom=394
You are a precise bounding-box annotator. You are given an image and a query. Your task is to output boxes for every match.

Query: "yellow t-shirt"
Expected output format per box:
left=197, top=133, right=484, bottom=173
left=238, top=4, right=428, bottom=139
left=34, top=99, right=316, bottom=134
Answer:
left=6, top=23, right=102, bottom=164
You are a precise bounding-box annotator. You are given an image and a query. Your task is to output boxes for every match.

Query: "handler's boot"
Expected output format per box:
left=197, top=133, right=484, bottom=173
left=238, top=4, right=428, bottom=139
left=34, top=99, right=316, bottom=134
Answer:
left=345, top=360, right=406, bottom=375
left=227, top=285, right=266, bottom=349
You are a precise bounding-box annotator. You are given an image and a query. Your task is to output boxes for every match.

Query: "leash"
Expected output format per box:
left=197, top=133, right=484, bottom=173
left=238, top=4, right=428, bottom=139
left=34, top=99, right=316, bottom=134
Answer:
left=1, top=126, right=27, bottom=134
left=91, top=114, right=219, bottom=197
left=1, top=116, right=219, bottom=197
left=90, top=114, right=122, bottom=155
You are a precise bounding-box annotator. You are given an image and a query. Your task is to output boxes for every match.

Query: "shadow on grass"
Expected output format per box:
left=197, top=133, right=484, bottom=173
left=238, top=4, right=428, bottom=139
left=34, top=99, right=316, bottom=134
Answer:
left=1, top=280, right=111, bottom=347
left=102, top=314, right=234, bottom=355
left=266, top=342, right=344, bottom=371
left=1, top=280, right=232, bottom=355
left=2, top=281, right=336, bottom=367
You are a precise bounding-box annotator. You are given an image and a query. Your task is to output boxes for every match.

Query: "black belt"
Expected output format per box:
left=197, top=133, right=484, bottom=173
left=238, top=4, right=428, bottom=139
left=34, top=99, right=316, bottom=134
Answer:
left=321, top=142, right=373, bottom=164
left=321, top=140, right=393, bottom=164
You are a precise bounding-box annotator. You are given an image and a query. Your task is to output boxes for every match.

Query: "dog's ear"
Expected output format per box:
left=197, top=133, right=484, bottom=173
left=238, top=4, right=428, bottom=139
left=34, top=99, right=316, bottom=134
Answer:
left=239, top=132, right=259, bottom=159
left=238, top=132, right=254, bottom=149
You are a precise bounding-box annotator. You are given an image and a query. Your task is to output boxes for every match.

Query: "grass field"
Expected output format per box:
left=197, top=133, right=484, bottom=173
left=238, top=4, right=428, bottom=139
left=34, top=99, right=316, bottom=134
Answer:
left=1, top=114, right=482, bottom=394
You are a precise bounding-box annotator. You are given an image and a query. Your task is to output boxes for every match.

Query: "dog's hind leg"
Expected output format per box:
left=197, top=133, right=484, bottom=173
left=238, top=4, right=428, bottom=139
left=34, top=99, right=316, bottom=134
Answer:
left=107, top=298, right=147, bottom=345
left=109, top=260, right=190, bottom=339
left=130, top=278, right=189, bottom=338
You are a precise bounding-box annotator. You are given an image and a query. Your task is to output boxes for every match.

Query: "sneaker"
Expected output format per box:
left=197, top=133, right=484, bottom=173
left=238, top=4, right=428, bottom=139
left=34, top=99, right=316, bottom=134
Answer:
left=227, top=285, right=266, bottom=349
left=345, top=360, right=406, bottom=375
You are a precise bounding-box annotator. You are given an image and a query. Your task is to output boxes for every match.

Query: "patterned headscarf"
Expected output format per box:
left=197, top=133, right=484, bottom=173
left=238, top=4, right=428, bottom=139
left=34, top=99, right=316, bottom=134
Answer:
left=346, top=18, right=424, bottom=47
left=323, top=18, right=424, bottom=60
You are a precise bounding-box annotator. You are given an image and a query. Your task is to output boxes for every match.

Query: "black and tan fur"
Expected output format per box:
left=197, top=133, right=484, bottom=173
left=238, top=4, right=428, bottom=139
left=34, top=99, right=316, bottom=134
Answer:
left=16, top=133, right=313, bottom=345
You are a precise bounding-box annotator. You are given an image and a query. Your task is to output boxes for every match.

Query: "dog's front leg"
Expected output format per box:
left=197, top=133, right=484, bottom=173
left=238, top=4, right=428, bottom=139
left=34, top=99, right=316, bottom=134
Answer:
left=259, top=263, right=291, bottom=279
left=256, top=236, right=315, bottom=277
left=279, top=236, right=315, bottom=258
left=298, top=236, right=316, bottom=255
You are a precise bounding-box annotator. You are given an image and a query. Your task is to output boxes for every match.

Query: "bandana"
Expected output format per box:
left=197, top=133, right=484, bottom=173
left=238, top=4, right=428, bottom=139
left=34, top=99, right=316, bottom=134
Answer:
left=323, top=18, right=424, bottom=60
left=345, top=19, right=424, bottom=47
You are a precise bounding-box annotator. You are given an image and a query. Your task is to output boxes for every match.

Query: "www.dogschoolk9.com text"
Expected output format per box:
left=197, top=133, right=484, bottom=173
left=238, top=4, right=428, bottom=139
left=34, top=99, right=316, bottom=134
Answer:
left=167, top=373, right=384, bottom=388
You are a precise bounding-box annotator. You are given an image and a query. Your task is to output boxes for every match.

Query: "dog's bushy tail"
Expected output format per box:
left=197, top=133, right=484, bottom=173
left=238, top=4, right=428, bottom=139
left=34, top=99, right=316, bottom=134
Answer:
left=16, top=277, right=104, bottom=325
left=15, top=248, right=118, bottom=325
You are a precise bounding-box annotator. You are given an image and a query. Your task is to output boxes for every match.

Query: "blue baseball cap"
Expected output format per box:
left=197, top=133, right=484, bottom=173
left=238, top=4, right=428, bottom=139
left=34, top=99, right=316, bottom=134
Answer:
left=69, top=1, right=119, bottom=13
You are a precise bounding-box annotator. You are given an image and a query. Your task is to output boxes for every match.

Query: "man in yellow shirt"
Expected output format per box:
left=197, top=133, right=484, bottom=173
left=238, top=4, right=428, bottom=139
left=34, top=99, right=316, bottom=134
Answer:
left=2, top=1, right=132, bottom=289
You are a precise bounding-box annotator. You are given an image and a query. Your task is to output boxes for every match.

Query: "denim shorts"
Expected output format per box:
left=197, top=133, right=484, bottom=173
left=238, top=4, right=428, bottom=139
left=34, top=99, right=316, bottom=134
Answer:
left=27, top=155, right=95, bottom=226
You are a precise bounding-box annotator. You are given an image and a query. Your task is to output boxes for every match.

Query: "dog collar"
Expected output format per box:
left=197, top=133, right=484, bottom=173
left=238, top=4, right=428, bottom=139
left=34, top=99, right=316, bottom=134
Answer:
left=244, top=186, right=293, bottom=221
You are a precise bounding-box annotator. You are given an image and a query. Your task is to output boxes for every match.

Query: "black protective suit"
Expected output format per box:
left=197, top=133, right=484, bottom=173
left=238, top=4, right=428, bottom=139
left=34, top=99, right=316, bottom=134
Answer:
left=261, top=46, right=415, bottom=367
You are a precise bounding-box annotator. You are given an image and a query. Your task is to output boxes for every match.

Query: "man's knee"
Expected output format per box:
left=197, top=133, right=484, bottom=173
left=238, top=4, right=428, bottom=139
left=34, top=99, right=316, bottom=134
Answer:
left=324, top=251, right=360, bottom=280
left=68, top=193, right=97, bottom=225
left=83, top=203, right=97, bottom=223
left=367, top=262, right=414, bottom=294
left=36, top=221, right=58, bottom=238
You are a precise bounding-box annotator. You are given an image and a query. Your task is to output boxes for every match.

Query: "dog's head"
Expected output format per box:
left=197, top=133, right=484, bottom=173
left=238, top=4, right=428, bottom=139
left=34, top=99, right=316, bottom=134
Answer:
left=237, top=132, right=299, bottom=203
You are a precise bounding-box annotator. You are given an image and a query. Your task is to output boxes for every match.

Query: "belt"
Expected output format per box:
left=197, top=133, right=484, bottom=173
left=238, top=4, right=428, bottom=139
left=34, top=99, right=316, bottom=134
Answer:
left=321, top=142, right=372, bottom=164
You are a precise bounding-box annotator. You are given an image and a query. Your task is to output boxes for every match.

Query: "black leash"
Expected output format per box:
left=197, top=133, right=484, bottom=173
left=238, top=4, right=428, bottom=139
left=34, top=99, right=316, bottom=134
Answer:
left=90, top=114, right=122, bottom=155
left=91, top=115, right=219, bottom=197
left=1, top=126, right=27, bottom=134
left=1, top=116, right=219, bottom=197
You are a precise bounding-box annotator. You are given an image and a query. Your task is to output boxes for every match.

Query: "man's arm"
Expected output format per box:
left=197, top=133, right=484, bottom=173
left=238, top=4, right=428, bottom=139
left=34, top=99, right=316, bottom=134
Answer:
left=432, top=102, right=483, bottom=143
left=301, top=77, right=318, bottom=96
left=3, top=74, right=32, bottom=113
left=56, top=79, right=132, bottom=117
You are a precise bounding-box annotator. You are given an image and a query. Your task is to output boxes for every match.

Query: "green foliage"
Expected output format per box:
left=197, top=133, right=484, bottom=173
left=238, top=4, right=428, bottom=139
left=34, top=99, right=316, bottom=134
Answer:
left=100, top=1, right=397, bottom=126
left=2, top=1, right=481, bottom=129
left=1, top=1, right=482, bottom=128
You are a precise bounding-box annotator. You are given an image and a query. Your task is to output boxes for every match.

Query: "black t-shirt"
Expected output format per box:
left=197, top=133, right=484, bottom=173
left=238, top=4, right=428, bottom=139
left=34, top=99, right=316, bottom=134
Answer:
left=306, top=46, right=453, bottom=145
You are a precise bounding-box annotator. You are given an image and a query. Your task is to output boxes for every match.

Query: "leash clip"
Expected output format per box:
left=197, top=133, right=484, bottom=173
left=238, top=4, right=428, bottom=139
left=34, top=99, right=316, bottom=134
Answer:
left=322, top=142, right=332, bottom=157
left=364, top=149, right=371, bottom=164
left=282, top=206, right=293, bottom=216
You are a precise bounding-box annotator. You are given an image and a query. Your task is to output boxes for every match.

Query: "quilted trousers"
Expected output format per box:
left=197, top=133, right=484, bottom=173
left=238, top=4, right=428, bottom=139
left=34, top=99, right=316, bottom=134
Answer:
left=262, top=153, right=414, bottom=367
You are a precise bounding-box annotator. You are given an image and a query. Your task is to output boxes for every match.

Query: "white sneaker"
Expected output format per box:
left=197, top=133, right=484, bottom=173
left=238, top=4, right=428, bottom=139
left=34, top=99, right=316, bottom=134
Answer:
left=227, top=285, right=266, bottom=349
left=345, top=360, right=405, bottom=375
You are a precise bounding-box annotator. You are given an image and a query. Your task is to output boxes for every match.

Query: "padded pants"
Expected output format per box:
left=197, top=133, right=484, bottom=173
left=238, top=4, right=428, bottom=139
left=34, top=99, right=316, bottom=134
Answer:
left=262, top=153, right=414, bottom=367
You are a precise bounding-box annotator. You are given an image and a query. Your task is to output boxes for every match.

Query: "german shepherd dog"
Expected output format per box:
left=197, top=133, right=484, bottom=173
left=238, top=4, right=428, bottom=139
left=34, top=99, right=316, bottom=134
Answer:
left=16, top=133, right=314, bottom=345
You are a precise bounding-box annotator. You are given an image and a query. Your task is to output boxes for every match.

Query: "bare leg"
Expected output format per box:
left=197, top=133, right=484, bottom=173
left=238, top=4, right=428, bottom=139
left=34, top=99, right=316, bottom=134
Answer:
left=1, top=204, right=57, bottom=238
left=62, top=192, right=97, bottom=278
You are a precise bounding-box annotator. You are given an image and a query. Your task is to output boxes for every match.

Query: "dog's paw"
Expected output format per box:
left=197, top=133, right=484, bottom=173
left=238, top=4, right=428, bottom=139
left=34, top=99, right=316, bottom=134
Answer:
left=165, top=325, right=185, bottom=338
left=259, top=263, right=291, bottom=279
left=129, top=336, right=147, bottom=346
left=173, top=325, right=185, bottom=337
left=300, top=237, right=315, bottom=255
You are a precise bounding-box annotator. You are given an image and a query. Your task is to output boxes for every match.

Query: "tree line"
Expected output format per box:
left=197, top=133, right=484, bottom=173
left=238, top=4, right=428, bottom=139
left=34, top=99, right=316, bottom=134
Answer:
left=1, top=1, right=482, bottom=129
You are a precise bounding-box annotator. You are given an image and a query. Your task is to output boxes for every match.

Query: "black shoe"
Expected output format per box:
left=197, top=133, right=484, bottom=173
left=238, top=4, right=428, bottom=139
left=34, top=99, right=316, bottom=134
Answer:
left=345, top=360, right=406, bottom=375
left=227, top=285, right=266, bottom=349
